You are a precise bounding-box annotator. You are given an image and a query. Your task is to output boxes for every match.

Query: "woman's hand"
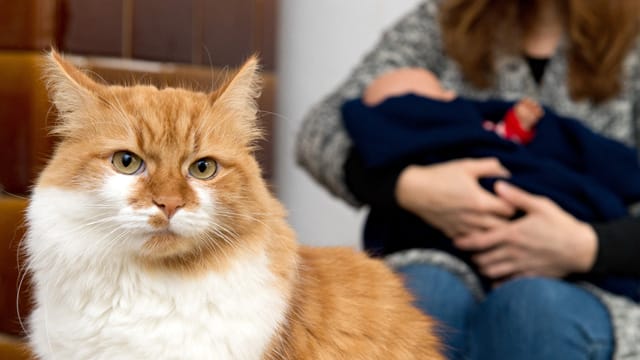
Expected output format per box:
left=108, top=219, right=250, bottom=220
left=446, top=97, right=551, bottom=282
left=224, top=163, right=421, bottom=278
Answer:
left=395, top=158, right=515, bottom=238
left=454, top=181, right=598, bottom=279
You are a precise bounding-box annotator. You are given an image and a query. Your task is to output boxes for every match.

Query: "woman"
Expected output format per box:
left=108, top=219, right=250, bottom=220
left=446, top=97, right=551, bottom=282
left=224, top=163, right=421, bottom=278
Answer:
left=296, top=0, right=640, bottom=359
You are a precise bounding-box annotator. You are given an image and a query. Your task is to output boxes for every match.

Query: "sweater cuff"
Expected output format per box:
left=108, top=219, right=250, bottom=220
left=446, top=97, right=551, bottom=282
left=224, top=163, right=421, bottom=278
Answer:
left=591, top=217, right=640, bottom=277
left=591, top=223, right=616, bottom=275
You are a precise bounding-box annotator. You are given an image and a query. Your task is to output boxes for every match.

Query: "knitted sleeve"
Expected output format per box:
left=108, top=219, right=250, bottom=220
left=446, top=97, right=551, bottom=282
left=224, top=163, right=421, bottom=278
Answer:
left=590, top=39, right=640, bottom=278
left=295, top=0, right=446, bottom=205
left=591, top=217, right=640, bottom=277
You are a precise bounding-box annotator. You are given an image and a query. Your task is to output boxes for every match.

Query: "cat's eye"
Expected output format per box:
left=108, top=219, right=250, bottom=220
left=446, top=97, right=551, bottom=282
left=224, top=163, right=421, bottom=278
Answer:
left=189, top=158, right=218, bottom=180
left=112, top=151, right=144, bottom=175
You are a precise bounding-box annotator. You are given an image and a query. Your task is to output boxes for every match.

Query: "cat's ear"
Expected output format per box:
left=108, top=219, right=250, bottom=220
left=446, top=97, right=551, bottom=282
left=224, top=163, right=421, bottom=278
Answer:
left=210, top=56, right=262, bottom=142
left=43, top=49, right=104, bottom=116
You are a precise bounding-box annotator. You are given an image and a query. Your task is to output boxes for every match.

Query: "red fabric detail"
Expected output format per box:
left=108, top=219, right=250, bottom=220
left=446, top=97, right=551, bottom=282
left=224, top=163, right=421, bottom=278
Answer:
left=503, top=108, right=535, bottom=144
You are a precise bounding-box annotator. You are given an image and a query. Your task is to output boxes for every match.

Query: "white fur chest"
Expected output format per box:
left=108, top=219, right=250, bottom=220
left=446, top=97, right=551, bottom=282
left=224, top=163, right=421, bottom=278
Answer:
left=29, top=252, right=287, bottom=360
left=26, top=189, right=289, bottom=360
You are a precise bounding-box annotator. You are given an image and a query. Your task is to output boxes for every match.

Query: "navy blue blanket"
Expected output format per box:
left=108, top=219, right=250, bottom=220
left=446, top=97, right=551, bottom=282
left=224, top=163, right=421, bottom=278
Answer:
left=342, top=94, right=640, bottom=300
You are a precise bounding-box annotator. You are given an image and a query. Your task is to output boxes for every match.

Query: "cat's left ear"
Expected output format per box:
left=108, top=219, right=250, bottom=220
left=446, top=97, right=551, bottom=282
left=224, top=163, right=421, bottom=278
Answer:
left=210, top=56, right=262, bottom=140
left=44, top=49, right=104, bottom=116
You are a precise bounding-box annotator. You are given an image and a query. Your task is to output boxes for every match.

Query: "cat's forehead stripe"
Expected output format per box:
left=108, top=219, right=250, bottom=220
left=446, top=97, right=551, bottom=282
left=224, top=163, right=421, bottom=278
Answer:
left=115, top=89, right=205, bottom=153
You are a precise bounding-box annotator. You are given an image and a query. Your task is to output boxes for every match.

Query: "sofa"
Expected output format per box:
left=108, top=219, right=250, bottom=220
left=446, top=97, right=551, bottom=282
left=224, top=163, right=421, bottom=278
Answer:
left=0, top=196, right=31, bottom=359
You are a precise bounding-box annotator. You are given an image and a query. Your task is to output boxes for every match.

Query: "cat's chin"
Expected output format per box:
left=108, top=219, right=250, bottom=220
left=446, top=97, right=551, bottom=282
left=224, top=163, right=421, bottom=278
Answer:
left=138, top=231, right=198, bottom=259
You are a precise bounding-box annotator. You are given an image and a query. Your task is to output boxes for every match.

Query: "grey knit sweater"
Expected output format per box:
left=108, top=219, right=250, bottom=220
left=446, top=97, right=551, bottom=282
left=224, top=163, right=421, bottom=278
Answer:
left=296, top=0, right=640, bottom=358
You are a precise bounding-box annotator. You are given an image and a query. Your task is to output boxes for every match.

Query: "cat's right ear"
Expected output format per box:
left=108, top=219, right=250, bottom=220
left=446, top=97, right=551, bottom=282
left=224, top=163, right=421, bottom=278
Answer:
left=43, top=50, right=104, bottom=117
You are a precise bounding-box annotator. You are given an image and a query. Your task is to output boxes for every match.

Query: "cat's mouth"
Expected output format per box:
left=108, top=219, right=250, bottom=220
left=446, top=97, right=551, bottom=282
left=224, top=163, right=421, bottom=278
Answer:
left=139, top=230, right=193, bottom=259
left=147, top=213, right=190, bottom=234
left=148, top=213, right=171, bottom=229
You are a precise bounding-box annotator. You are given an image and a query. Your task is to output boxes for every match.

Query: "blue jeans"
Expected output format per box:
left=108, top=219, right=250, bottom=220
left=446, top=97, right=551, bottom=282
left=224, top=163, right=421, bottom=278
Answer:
left=396, top=264, right=614, bottom=360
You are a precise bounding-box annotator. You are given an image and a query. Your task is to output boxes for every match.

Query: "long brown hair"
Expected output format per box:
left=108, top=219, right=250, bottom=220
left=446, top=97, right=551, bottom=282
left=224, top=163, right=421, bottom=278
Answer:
left=440, top=0, right=640, bottom=103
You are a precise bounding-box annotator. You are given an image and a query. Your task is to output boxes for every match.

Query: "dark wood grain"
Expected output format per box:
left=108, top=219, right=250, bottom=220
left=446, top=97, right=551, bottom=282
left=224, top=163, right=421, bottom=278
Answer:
left=61, top=0, right=124, bottom=56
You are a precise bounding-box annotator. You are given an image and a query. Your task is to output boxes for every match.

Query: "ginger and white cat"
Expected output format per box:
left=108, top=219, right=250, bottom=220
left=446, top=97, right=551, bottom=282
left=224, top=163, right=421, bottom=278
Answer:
left=25, top=51, right=443, bottom=359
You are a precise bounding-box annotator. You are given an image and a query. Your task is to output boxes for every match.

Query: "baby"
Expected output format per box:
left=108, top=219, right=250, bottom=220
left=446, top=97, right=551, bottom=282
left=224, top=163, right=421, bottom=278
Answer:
left=345, top=67, right=640, bottom=298
left=363, top=68, right=544, bottom=144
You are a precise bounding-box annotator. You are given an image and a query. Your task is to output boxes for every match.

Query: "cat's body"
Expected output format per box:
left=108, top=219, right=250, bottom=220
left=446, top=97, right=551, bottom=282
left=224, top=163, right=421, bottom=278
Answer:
left=25, top=52, right=443, bottom=359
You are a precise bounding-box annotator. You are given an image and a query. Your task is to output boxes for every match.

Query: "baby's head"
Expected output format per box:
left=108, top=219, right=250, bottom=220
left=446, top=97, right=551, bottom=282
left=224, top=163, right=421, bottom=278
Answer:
left=363, top=68, right=457, bottom=106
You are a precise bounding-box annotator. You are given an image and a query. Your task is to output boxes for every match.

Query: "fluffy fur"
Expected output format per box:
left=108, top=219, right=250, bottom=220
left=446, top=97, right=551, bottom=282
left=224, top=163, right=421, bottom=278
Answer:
left=25, top=51, right=443, bottom=359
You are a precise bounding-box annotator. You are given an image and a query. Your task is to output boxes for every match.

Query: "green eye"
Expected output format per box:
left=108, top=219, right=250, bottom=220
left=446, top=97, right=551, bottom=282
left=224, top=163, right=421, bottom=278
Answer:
left=112, top=151, right=144, bottom=175
left=189, top=158, right=218, bottom=180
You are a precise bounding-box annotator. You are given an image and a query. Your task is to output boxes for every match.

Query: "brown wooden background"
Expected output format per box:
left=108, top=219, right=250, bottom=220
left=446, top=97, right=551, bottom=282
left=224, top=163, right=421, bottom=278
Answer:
left=0, top=0, right=276, bottom=69
left=0, top=0, right=278, bottom=196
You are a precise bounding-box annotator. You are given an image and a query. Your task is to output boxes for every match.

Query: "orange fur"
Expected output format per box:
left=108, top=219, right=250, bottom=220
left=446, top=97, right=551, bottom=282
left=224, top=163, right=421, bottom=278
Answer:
left=266, top=247, right=444, bottom=359
left=39, top=50, right=444, bottom=359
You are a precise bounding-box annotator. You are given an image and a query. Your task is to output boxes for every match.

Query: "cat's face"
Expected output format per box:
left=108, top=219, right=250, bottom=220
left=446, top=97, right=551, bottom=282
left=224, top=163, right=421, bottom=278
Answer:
left=34, top=52, right=269, bottom=267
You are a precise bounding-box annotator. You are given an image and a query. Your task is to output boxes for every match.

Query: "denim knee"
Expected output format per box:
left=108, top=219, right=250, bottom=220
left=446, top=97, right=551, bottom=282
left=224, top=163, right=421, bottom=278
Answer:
left=469, top=277, right=613, bottom=360
left=395, top=263, right=477, bottom=318
left=396, top=263, right=477, bottom=360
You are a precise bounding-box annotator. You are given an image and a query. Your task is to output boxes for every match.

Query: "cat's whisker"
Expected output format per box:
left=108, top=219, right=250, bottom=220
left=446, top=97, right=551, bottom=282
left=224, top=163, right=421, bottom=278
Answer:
left=101, top=229, right=133, bottom=258
left=203, top=45, right=216, bottom=93
left=257, top=109, right=289, bottom=123
left=204, top=224, right=243, bottom=258
left=42, top=281, right=55, bottom=357
left=16, top=256, right=30, bottom=335
left=214, top=208, right=275, bottom=217
left=207, top=226, right=237, bottom=248
left=94, top=227, right=129, bottom=253
left=210, top=217, right=240, bottom=237
left=196, top=233, right=230, bottom=264
left=24, top=228, right=120, bottom=273
left=214, top=210, right=274, bottom=232
left=52, top=216, right=122, bottom=237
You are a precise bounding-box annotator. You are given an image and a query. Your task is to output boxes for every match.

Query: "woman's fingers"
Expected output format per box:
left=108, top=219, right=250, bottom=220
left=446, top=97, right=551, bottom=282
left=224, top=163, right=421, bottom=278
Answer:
left=481, top=260, right=519, bottom=279
left=474, top=188, right=516, bottom=217
left=395, top=160, right=518, bottom=237
left=441, top=212, right=510, bottom=238
left=454, top=226, right=510, bottom=251
left=462, top=157, right=511, bottom=178
left=459, top=212, right=510, bottom=231
left=494, top=181, right=547, bottom=212
left=472, top=246, right=515, bottom=268
left=462, top=159, right=516, bottom=217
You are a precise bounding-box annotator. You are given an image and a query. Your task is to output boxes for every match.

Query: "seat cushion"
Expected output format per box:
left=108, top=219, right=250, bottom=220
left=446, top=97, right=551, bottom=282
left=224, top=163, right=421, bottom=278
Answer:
left=0, top=196, right=30, bottom=337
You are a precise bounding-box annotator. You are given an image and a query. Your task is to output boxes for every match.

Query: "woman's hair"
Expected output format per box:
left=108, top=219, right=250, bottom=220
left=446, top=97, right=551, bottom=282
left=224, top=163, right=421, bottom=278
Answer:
left=440, top=0, right=640, bottom=103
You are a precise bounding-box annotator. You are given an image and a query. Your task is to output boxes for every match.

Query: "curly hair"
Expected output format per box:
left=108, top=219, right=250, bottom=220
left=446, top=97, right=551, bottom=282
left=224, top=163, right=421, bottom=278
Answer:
left=440, top=0, right=640, bottom=103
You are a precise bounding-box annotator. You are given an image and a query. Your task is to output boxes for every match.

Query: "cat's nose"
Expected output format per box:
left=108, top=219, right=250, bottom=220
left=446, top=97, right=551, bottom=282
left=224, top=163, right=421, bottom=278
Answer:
left=153, top=196, right=185, bottom=219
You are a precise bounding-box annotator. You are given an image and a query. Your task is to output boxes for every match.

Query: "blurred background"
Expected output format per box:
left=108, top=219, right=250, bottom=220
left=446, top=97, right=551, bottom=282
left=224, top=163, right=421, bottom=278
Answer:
left=0, top=0, right=421, bottom=248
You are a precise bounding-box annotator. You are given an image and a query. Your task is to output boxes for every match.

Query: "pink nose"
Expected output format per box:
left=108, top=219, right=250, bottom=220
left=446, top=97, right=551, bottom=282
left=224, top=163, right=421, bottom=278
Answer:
left=153, top=196, right=185, bottom=219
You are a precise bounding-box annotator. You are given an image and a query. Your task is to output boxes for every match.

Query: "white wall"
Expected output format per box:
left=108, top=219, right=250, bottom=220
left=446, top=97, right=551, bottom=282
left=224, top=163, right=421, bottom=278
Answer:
left=275, top=0, right=422, bottom=247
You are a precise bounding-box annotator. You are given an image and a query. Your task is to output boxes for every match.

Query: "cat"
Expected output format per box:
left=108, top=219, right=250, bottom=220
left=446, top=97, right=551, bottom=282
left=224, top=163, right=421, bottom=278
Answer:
left=25, top=51, right=444, bottom=360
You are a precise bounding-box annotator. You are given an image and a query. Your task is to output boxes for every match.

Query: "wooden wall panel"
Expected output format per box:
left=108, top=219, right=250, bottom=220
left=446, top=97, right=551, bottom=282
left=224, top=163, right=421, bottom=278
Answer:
left=0, top=54, right=53, bottom=195
left=132, top=0, right=193, bottom=63
left=0, top=92, right=30, bottom=194
left=61, top=0, right=124, bottom=56
left=0, top=197, right=30, bottom=337
left=0, top=0, right=278, bottom=67
left=0, top=0, right=59, bottom=49
left=202, top=0, right=255, bottom=67
left=256, top=0, right=277, bottom=70
left=0, top=1, right=279, bottom=193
